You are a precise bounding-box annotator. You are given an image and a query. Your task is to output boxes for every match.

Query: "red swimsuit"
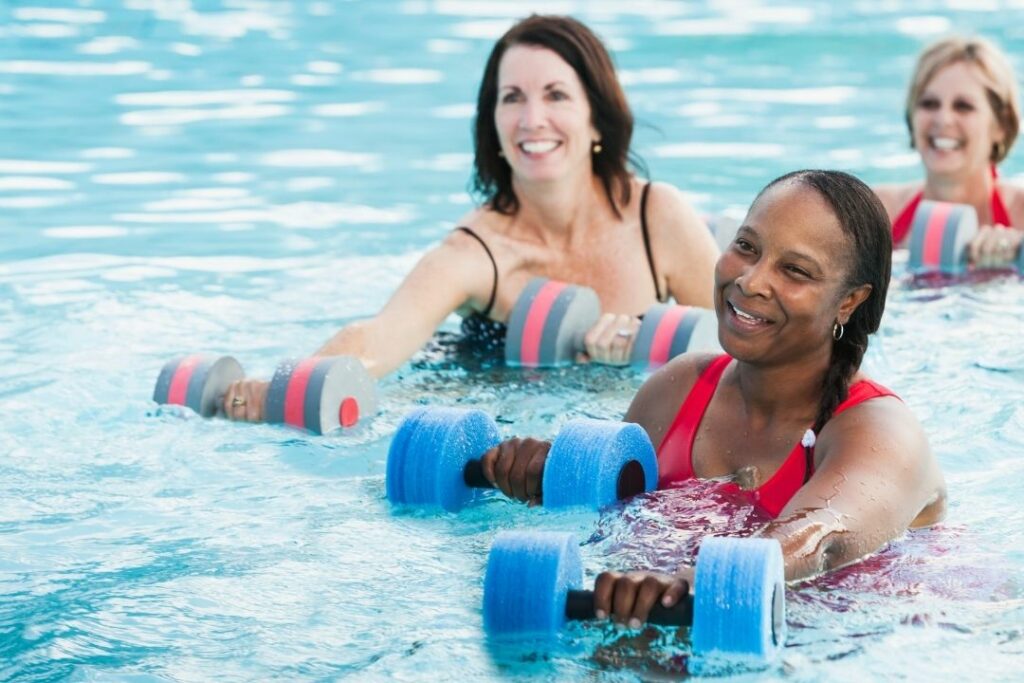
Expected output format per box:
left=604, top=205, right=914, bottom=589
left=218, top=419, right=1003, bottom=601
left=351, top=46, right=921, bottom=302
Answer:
left=656, top=355, right=897, bottom=518
left=891, top=169, right=1012, bottom=245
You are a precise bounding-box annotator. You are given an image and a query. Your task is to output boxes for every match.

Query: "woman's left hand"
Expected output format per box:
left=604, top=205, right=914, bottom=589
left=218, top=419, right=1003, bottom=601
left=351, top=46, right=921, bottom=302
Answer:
left=592, top=567, right=693, bottom=628
left=968, top=225, right=1023, bottom=268
left=581, top=312, right=642, bottom=366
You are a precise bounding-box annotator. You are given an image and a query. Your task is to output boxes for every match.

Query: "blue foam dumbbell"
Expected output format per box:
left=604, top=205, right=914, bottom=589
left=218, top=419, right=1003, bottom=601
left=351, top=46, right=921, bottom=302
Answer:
left=385, top=407, right=658, bottom=512
left=482, top=531, right=786, bottom=664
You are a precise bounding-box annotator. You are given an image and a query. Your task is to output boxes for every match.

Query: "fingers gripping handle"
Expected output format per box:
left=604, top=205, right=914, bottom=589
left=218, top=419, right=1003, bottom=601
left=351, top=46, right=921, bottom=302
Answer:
left=564, top=587, right=693, bottom=626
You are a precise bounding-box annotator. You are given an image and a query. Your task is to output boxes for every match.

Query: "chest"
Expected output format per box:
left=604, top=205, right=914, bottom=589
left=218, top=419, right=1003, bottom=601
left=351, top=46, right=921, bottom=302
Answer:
left=690, top=400, right=811, bottom=489
left=495, top=226, right=659, bottom=316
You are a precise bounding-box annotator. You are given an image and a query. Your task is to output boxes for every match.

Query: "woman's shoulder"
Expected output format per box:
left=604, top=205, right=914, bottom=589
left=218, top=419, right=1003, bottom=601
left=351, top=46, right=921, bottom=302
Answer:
left=625, top=352, right=723, bottom=428
left=872, top=182, right=921, bottom=220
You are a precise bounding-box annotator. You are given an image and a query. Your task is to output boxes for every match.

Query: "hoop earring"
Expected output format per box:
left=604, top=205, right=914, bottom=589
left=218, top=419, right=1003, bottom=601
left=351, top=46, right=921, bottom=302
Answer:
left=833, top=321, right=845, bottom=341
left=592, top=141, right=602, bottom=154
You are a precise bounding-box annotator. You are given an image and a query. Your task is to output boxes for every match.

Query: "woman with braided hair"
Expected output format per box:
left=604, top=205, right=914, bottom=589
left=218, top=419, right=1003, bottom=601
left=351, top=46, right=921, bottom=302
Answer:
left=479, top=169, right=946, bottom=623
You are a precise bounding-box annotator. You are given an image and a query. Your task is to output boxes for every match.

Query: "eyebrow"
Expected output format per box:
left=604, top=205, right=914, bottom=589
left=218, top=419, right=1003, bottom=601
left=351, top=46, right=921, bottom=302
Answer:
left=499, top=81, right=570, bottom=92
left=737, top=225, right=825, bottom=268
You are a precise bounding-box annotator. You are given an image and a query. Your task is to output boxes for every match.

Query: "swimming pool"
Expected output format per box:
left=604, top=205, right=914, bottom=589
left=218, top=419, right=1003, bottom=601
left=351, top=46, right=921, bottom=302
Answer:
left=1, top=1, right=1022, bottom=680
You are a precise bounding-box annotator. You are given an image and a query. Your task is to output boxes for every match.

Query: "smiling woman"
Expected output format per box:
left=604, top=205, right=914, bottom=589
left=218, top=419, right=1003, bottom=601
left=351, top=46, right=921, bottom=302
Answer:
left=220, top=14, right=720, bottom=421
left=476, top=169, right=947, bottom=625
left=874, top=36, right=1024, bottom=267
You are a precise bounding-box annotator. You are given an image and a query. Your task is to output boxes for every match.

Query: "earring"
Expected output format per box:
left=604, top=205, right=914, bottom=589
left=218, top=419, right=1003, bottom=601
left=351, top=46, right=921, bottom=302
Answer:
left=833, top=321, right=845, bottom=341
left=592, top=141, right=602, bottom=154
left=497, top=150, right=505, bottom=158
left=993, top=141, right=1006, bottom=161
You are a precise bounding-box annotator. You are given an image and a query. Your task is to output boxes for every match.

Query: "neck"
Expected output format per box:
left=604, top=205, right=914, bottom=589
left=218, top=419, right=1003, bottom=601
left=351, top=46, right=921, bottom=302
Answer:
left=923, top=165, right=994, bottom=220
left=731, top=345, right=834, bottom=428
left=510, top=171, right=609, bottom=244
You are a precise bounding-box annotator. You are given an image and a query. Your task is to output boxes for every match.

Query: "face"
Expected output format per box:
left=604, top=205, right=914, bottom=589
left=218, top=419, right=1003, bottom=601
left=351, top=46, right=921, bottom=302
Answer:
left=714, top=182, right=869, bottom=366
left=912, top=61, right=1005, bottom=176
left=494, top=45, right=599, bottom=184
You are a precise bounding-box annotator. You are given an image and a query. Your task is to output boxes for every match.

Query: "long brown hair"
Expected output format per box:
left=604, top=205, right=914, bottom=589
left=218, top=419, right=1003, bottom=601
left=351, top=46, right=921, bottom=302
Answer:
left=471, top=15, right=641, bottom=217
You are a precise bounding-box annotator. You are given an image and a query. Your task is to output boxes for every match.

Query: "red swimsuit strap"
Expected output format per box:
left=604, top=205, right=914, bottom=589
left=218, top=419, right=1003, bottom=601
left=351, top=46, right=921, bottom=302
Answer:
left=891, top=192, right=924, bottom=245
left=656, top=354, right=731, bottom=487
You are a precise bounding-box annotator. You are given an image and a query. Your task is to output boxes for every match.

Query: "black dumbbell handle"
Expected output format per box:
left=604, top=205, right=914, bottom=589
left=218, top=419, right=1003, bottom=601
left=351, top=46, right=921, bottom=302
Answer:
left=565, top=587, right=693, bottom=626
left=462, top=458, right=648, bottom=500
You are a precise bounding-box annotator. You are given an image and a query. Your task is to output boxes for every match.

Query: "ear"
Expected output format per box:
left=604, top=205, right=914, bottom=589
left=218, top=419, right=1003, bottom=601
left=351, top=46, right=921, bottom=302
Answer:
left=837, top=283, right=872, bottom=325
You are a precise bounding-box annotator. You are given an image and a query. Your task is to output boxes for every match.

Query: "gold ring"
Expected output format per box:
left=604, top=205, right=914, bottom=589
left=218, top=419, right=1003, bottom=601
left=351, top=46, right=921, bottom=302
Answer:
left=231, top=396, right=247, bottom=407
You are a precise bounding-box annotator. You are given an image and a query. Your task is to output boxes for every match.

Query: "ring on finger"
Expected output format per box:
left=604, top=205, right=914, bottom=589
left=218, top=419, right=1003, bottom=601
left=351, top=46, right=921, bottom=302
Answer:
left=231, top=396, right=247, bottom=407
left=615, top=328, right=634, bottom=338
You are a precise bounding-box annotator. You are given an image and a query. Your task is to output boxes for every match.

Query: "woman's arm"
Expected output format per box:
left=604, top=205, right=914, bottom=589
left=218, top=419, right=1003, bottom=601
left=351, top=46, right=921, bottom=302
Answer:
left=222, top=227, right=496, bottom=421
left=315, top=229, right=494, bottom=377
left=644, top=182, right=718, bottom=309
left=758, top=396, right=946, bottom=581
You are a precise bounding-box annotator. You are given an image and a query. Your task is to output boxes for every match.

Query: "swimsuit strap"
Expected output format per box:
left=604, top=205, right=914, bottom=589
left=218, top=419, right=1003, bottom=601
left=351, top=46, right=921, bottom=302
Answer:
left=992, top=184, right=1012, bottom=226
left=639, top=182, right=665, bottom=302
left=454, top=226, right=498, bottom=318
left=891, top=191, right=924, bottom=244
left=655, top=354, right=732, bottom=487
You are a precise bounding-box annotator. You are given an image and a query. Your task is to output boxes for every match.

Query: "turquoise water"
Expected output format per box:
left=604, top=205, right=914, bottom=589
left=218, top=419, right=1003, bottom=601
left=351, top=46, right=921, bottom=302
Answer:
left=2, top=1, right=1024, bottom=680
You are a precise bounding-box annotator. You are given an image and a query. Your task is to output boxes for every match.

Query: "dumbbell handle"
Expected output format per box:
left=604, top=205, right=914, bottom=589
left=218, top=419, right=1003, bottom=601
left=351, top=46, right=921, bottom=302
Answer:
left=463, top=459, right=500, bottom=490
left=462, top=457, right=649, bottom=500
left=565, top=588, right=693, bottom=626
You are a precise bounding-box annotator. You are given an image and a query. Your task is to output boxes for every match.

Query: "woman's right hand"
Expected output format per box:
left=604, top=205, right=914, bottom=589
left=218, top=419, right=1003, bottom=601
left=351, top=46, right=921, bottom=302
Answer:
left=479, top=437, right=552, bottom=505
left=969, top=225, right=1023, bottom=268
left=582, top=312, right=642, bottom=366
left=222, top=379, right=269, bottom=422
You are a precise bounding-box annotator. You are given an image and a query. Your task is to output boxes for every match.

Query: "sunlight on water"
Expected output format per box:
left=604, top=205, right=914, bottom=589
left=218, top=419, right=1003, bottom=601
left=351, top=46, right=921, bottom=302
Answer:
left=1, top=1, right=1022, bottom=681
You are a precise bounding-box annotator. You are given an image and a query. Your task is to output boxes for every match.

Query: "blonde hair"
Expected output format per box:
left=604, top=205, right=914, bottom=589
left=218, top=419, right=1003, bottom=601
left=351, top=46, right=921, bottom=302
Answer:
left=905, top=36, right=1020, bottom=163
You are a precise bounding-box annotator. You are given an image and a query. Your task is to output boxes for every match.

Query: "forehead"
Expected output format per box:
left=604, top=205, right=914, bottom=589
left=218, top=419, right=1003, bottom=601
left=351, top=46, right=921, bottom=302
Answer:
left=747, top=181, right=850, bottom=264
left=498, top=44, right=581, bottom=88
left=924, top=60, right=991, bottom=97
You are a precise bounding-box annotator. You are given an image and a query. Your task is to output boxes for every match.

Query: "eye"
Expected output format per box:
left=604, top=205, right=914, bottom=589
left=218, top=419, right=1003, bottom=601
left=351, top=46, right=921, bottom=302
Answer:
left=917, top=97, right=940, bottom=110
left=733, top=238, right=755, bottom=253
left=500, top=91, right=523, bottom=104
left=953, top=99, right=976, bottom=112
left=546, top=89, right=569, bottom=102
left=784, top=264, right=812, bottom=279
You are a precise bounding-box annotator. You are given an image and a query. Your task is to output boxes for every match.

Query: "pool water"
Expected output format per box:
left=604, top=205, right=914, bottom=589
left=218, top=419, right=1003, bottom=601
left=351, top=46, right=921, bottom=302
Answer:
left=2, top=1, right=1023, bottom=680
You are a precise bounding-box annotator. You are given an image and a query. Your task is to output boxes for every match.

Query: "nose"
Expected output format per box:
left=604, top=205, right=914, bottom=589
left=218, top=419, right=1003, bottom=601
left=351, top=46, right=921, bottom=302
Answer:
left=734, top=259, right=772, bottom=299
left=519, top=98, right=547, bottom=130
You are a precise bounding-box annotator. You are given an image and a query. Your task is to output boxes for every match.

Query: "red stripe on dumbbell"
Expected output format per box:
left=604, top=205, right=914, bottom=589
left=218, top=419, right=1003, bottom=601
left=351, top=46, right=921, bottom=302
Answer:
left=922, top=203, right=951, bottom=267
left=648, top=306, right=688, bottom=366
left=520, top=281, right=567, bottom=366
left=167, top=355, right=202, bottom=406
left=284, top=358, right=319, bottom=429
left=339, top=397, right=359, bottom=428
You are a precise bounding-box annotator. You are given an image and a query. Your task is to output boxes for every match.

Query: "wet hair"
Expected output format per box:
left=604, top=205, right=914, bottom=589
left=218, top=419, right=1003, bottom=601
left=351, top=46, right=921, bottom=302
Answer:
left=756, top=170, right=892, bottom=451
left=905, top=36, right=1020, bottom=163
left=471, top=14, right=641, bottom=217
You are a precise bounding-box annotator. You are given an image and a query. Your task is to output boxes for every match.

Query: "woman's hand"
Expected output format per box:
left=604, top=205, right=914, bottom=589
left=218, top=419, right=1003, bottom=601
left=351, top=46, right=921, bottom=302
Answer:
left=592, top=567, right=694, bottom=628
left=582, top=312, right=642, bottom=366
left=479, top=437, right=551, bottom=505
left=222, top=379, right=270, bottom=422
left=969, top=225, right=1023, bottom=268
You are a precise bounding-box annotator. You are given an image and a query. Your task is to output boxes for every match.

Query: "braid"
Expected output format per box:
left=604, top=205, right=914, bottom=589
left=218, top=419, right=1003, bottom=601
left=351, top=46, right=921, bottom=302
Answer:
left=812, top=327, right=868, bottom=435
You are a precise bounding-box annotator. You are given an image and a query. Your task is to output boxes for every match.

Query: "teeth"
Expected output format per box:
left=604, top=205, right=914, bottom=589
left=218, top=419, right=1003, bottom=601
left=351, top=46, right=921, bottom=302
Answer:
left=932, top=137, right=961, bottom=151
left=731, top=303, right=766, bottom=323
left=520, top=140, right=558, bottom=154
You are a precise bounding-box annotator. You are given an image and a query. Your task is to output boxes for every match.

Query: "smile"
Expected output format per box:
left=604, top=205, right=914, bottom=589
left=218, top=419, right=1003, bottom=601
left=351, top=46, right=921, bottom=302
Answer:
left=929, top=135, right=963, bottom=151
left=727, top=301, right=773, bottom=329
left=518, top=140, right=561, bottom=155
